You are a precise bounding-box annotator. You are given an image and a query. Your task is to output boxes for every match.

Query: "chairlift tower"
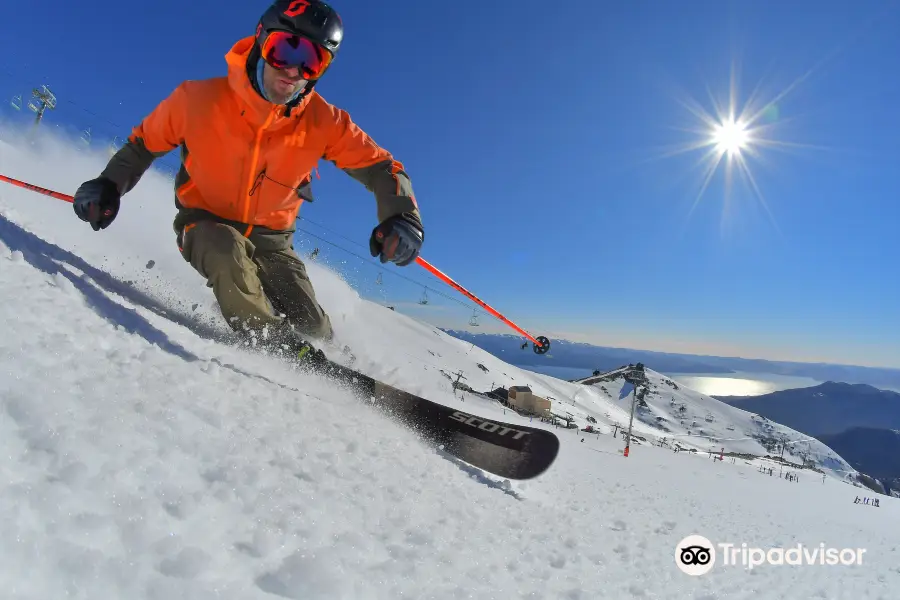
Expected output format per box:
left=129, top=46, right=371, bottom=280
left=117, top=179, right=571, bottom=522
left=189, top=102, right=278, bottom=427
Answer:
left=28, top=85, right=57, bottom=127
left=451, top=369, right=468, bottom=398
left=622, top=363, right=648, bottom=457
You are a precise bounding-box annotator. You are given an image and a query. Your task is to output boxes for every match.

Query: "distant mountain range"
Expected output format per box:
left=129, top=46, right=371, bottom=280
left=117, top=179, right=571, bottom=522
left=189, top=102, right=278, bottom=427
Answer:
left=718, top=382, right=900, bottom=496
left=442, top=331, right=900, bottom=389
left=816, top=428, right=900, bottom=497
left=442, top=331, right=735, bottom=375
left=716, top=381, right=900, bottom=436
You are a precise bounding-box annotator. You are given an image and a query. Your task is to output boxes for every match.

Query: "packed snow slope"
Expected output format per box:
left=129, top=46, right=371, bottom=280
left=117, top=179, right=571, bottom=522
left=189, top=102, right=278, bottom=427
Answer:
left=1, top=127, right=898, bottom=599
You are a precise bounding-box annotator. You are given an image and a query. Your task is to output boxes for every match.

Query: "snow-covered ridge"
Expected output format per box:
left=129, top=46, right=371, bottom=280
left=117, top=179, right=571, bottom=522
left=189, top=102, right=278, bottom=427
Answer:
left=1, top=125, right=897, bottom=599
left=565, top=365, right=855, bottom=476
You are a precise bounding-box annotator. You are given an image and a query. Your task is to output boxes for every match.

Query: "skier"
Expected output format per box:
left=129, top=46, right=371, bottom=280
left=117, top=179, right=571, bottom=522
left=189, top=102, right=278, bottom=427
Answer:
left=70, top=0, right=424, bottom=360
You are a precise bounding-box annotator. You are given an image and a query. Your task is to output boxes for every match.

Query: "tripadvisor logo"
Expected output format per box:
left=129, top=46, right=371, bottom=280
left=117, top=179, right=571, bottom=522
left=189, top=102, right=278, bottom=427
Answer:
left=675, top=535, right=716, bottom=576
left=675, top=535, right=866, bottom=575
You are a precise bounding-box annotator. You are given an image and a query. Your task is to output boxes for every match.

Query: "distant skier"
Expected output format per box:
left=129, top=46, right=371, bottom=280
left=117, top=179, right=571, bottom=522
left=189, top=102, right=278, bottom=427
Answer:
left=70, top=0, right=423, bottom=358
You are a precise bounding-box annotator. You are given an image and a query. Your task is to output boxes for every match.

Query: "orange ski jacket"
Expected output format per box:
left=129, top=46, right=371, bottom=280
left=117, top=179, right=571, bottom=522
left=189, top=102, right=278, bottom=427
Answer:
left=101, top=36, right=420, bottom=236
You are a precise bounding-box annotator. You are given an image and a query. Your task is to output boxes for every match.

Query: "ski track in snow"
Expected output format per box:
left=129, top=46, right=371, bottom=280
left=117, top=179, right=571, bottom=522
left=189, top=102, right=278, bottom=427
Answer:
left=1, top=127, right=899, bottom=599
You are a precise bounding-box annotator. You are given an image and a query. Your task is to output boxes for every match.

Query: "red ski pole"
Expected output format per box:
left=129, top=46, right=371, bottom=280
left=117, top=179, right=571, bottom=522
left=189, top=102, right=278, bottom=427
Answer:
left=415, top=256, right=550, bottom=354
left=0, top=173, right=74, bottom=203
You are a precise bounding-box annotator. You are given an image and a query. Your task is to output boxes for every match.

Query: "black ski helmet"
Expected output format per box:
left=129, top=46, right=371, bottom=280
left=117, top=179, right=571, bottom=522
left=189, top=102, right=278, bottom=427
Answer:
left=247, top=0, right=344, bottom=106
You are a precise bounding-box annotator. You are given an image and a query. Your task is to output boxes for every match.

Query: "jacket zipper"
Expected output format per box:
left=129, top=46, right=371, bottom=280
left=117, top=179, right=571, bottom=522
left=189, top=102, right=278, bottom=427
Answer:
left=242, top=107, right=278, bottom=226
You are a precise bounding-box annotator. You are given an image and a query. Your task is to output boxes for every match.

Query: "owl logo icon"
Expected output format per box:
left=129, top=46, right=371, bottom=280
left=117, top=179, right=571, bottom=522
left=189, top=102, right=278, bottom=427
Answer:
left=675, top=535, right=716, bottom=576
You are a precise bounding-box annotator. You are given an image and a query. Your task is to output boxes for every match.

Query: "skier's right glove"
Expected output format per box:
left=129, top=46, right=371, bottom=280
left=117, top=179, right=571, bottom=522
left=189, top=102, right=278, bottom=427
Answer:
left=73, top=176, right=121, bottom=231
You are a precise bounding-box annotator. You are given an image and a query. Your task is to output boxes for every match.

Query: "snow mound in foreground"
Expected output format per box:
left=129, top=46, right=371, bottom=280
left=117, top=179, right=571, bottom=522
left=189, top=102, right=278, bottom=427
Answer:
left=1, top=126, right=898, bottom=599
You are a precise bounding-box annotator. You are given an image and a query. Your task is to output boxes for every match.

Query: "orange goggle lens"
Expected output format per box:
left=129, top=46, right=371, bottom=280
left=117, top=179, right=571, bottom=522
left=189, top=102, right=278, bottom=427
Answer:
left=260, top=31, right=332, bottom=80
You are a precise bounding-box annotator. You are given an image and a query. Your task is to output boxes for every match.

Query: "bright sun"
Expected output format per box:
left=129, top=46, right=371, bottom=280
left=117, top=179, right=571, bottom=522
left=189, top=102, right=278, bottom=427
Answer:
left=712, top=118, right=750, bottom=156
left=652, top=60, right=825, bottom=237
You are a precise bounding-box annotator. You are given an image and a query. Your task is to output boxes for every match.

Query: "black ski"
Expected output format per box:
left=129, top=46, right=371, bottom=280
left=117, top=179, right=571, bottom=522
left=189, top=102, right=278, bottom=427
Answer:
left=292, top=346, right=561, bottom=480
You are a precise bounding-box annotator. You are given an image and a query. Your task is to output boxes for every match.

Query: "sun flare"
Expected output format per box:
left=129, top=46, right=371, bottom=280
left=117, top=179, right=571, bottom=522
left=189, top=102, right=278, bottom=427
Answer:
left=653, top=64, right=808, bottom=236
left=712, top=118, right=750, bottom=157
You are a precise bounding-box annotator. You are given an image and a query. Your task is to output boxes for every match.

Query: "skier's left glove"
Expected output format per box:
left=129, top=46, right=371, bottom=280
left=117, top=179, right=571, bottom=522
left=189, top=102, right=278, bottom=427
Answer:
left=73, top=176, right=121, bottom=231
left=369, top=214, right=424, bottom=267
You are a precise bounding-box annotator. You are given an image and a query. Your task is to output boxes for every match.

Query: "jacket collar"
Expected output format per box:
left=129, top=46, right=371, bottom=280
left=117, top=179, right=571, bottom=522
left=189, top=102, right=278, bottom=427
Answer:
left=224, top=36, right=312, bottom=126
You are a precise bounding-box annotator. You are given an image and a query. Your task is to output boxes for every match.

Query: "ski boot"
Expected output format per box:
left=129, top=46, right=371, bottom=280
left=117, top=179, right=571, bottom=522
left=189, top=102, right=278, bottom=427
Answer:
left=238, top=320, right=330, bottom=370
left=285, top=337, right=329, bottom=370
left=273, top=324, right=330, bottom=370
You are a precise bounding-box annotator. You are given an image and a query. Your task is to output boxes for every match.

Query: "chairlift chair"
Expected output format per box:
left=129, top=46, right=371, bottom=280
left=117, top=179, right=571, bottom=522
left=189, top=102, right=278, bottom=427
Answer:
left=34, top=85, right=57, bottom=109
left=10, top=95, right=22, bottom=110
left=108, top=136, right=122, bottom=156
left=418, top=289, right=429, bottom=305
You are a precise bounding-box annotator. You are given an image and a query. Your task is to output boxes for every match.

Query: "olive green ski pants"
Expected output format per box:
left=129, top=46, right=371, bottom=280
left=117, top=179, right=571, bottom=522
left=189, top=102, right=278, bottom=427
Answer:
left=178, top=220, right=333, bottom=341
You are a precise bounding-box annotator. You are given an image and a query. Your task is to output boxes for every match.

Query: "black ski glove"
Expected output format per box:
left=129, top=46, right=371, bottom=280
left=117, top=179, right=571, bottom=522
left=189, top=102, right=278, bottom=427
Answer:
left=369, top=214, right=424, bottom=267
left=73, top=176, right=120, bottom=231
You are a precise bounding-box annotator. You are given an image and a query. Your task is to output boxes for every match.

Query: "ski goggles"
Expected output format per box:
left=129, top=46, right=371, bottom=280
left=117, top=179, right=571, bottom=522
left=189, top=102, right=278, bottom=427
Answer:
left=259, top=30, right=333, bottom=80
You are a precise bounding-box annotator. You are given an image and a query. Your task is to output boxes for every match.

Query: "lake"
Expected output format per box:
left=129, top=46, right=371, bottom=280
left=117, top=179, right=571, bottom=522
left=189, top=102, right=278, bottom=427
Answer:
left=665, top=372, right=824, bottom=397
left=517, top=364, right=824, bottom=397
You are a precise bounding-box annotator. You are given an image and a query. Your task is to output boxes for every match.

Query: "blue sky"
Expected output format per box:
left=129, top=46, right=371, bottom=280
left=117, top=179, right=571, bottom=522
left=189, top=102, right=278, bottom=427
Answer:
left=1, top=0, right=898, bottom=368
